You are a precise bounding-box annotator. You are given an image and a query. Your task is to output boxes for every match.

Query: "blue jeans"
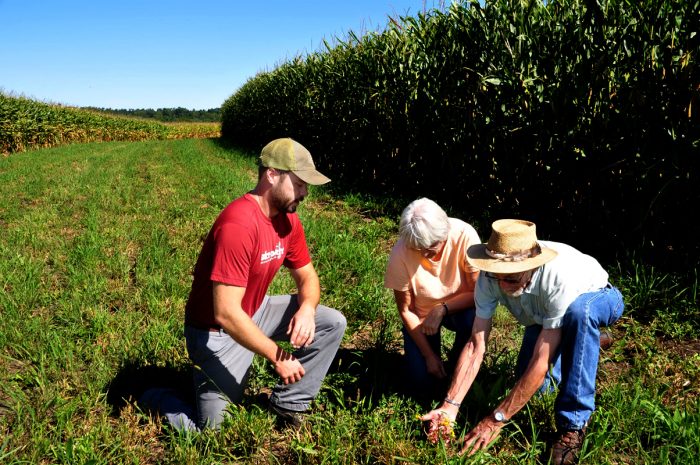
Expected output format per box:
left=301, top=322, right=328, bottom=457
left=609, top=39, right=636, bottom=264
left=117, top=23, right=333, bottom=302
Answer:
left=402, top=308, right=476, bottom=395
left=516, top=285, right=624, bottom=430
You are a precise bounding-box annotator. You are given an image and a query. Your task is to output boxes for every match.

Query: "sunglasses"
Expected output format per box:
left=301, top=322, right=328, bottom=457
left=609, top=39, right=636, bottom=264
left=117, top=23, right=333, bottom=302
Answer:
left=484, top=272, right=524, bottom=284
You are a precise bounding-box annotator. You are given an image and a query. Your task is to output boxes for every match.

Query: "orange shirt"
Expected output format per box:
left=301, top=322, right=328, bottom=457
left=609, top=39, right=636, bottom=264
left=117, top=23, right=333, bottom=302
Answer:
left=384, top=218, right=481, bottom=318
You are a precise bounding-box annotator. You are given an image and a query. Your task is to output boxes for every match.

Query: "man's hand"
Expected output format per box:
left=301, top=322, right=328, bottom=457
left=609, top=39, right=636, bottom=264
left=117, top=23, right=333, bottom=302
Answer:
left=288, top=263, right=320, bottom=349
left=421, top=304, right=446, bottom=335
left=460, top=416, right=503, bottom=455
left=273, top=347, right=305, bottom=384
left=421, top=408, right=457, bottom=444
left=288, top=304, right=316, bottom=349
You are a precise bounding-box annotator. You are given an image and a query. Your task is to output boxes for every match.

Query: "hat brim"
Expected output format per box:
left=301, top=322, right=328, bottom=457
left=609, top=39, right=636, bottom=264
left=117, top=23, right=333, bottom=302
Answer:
left=466, top=243, right=558, bottom=273
left=293, top=169, right=330, bottom=186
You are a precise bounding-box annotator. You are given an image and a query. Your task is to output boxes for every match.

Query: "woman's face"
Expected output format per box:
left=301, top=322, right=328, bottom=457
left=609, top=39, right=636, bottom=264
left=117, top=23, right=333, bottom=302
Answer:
left=417, top=240, right=446, bottom=259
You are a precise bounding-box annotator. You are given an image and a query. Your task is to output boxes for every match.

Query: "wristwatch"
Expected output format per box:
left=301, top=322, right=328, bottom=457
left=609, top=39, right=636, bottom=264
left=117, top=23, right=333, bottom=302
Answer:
left=493, top=410, right=507, bottom=423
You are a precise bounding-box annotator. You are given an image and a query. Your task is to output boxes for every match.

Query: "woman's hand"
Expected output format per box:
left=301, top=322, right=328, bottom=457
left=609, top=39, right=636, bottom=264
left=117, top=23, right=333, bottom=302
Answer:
left=425, top=352, right=447, bottom=379
left=421, top=304, right=446, bottom=335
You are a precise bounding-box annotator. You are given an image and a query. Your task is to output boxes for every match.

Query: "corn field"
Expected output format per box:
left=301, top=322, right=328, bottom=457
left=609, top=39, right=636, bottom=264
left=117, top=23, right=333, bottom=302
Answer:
left=0, top=93, right=220, bottom=154
left=221, top=0, right=700, bottom=272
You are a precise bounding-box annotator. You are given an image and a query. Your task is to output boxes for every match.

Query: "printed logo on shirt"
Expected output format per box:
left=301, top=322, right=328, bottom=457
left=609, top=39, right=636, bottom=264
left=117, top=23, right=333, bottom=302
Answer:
left=260, top=241, right=285, bottom=264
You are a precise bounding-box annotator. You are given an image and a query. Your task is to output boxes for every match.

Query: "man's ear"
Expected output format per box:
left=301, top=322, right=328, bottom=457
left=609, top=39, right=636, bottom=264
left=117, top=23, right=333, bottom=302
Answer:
left=264, top=167, right=276, bottom=184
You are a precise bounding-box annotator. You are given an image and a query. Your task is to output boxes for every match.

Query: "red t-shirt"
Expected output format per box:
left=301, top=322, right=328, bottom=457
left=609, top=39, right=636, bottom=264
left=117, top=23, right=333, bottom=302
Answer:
left=185, top=193, right=311, bottom=328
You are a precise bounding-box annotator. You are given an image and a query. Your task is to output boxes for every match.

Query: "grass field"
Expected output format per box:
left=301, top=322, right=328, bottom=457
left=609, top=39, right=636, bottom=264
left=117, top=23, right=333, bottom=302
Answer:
left=1, top=138, right=698, bottom=464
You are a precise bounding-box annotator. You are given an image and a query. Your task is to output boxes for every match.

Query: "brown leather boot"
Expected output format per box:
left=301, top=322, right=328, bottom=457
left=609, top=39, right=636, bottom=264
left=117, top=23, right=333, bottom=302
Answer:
left=599, top=329, right=613, bottom=350
left=550, top=427, right=586, bottom=465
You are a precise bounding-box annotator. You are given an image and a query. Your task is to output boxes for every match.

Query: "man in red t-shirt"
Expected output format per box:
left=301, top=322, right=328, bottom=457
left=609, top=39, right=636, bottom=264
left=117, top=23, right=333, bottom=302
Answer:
left=143, top=138, right=346, bottom=431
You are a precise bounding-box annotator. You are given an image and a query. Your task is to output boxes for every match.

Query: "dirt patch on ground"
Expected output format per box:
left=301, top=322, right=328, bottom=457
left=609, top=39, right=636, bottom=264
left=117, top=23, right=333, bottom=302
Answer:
left=660, top=338, right=700, bottom=357
left=599, top=336, right=700, bottom=407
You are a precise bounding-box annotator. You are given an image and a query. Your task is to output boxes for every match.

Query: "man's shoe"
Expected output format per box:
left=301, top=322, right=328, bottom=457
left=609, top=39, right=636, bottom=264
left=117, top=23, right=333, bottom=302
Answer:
left=599, top=329, right=613, bottom=350
left=550, top=427, right=586, bottom=465
left=267, top=401, right=305, bottom=429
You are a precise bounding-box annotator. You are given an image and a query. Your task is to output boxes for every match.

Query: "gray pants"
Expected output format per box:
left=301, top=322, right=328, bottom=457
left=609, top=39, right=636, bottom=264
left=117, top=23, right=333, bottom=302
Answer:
left=145, top=295, right=346, bottom=431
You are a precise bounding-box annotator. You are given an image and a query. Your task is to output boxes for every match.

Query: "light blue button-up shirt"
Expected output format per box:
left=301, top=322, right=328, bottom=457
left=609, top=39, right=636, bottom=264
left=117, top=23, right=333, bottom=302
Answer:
left=474, top=241, right=609, bottom=329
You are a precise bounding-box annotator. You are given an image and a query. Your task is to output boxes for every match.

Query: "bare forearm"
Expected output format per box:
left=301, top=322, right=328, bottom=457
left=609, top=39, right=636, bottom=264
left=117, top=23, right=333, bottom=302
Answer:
left=443, top=291, right=475, bottom=314
left=496, top=364, right=548, bottom=419
left=297, top=276, right=320, bottom=311
left=212, top=282, right=304, bottom=385
left=292, top=263, right=320, bottom=313
left=400, top=310, right=437, bottom=358
left=496, top=328, right=561, bottom=420
left=438, top=317, right=492, bottom=416
left=446, top=339, right=484, bottom=403
left=212, top=283, right=281, bottom=361
left=216, top=310, right=283, bottom=362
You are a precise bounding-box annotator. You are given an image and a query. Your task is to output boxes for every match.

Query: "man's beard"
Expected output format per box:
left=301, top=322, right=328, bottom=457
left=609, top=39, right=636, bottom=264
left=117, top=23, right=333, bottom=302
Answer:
left=271, top=187, right=303, bottom=214
left=504, top=287, right=526, bottom=298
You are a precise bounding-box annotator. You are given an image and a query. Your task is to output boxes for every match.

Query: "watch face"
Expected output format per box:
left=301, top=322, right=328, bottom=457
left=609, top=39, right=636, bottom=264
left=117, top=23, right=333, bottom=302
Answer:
left=494, top=411, right=505, bottom=422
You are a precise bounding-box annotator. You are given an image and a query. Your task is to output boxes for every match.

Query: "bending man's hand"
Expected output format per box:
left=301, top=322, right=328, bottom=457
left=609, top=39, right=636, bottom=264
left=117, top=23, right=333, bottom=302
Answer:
left=460, top=416, right=503, bottom=455
left=420, top=408, right=457, bottom=444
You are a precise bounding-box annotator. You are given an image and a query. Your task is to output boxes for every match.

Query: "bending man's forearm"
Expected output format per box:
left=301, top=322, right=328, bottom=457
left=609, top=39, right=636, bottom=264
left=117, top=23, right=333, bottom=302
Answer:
left=495, top=361, right=548, bottom=420
left=496, top=327, right=561, bottom=420
left=438, top=316, right=491, bottom=415
left=445, top=338, right=484, bottom=404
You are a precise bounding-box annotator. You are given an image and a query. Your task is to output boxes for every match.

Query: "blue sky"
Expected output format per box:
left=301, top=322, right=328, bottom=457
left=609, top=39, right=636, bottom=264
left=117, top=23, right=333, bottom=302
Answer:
left=0, top=0, right=447, bottom=110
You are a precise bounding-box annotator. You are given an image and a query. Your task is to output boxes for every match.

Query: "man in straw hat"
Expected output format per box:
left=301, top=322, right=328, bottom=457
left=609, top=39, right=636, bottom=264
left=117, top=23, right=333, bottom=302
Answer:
left=421, top=219, right=624, bottom=464
left=140, top=138, right=346, bottom=431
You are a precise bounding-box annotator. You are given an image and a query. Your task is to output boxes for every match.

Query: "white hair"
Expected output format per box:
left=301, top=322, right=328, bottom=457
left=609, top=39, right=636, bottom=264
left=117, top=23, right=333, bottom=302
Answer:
left=398, top=197, right=450, bottom=249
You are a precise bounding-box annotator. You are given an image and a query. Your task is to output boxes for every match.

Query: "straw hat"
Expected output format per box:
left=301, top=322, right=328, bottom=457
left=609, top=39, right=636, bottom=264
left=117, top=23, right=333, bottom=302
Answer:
left=467, top=219, right=558, bottom=273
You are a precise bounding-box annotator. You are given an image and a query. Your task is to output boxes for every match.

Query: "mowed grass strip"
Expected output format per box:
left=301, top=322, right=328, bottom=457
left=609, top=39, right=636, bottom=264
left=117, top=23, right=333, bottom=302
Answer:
left=0, top=138, right=255, bottom=463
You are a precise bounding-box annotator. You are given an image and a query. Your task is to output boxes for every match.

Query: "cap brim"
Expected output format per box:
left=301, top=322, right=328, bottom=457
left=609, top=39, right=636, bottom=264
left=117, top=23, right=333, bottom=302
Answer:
left=466, top=243, right=558, bottom=273
left=293, top=169, right=331, bottom=186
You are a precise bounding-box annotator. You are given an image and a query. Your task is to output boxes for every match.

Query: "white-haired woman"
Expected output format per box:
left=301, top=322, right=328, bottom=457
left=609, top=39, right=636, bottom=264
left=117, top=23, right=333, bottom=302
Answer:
left=384, top=198, right=481, bottom=400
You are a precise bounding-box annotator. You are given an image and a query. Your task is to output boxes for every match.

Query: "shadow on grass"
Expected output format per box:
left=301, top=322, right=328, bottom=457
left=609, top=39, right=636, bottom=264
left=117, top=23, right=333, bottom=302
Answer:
left=105, top=361, right=194, bottom=417
left=103, top=347, right=410, bottom=420
left=104, top=344, right=517, bottom=427
left=326, top=347, right=451, bottom=411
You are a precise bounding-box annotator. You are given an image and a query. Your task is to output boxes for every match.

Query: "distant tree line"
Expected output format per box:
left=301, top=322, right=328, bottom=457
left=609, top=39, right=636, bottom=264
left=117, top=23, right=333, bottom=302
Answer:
left=86, top=106, right=221, bottom=123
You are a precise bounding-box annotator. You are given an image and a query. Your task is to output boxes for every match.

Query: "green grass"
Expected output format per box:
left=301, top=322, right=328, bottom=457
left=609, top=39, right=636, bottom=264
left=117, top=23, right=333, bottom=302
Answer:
left=1, top=138, right=698, bottom=464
